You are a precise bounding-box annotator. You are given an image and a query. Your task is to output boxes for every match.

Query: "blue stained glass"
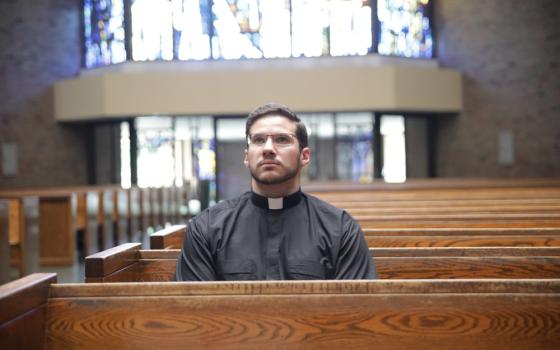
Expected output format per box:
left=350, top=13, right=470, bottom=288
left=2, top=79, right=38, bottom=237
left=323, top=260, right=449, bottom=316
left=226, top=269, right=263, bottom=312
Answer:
left=211, top=0, right=267, bottom=59
left=83, top=0, right=127, bottom=68
left=174, top=0, right=213, bottom=60
left=83, top=0, right=436, bottom=66
left=377, top=0, right=433, bottom=58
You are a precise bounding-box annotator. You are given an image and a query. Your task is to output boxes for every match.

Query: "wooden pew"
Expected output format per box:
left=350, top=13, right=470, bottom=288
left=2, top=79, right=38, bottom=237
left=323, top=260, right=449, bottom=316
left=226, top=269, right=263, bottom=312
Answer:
left=0, top=200, right=10, bottom=283
left=149, top=225, right=186, bottom=249
left=364, top=227, right=560, bottom=247
left=143, top=225, right=560, bottom=250
left=138, top=186, right=151, bottom=234
left=0, top=189, right=75, bottom=266
left=74, top=187, right=102, bottom=257
left=97, top=186, right=115, bottom=250
left=84, top=243, right=560, bottom=282
left=344, top=202, right=560, bottom=215
left=0, top=194, right=41, bottom=278
left=2, top=273, right=559, bottom=349
left=329, top=197, right=560, bottom=209
left=355, top=213, right=560, bottom=229
left=304, top=177, right=560, bottom=192
left=310, top=186, right=560, bottom=202
left=111, top=186, right=128, bottom=246
left=150, top=187, right=163, bottom=230
left=127, top=186, right=143, bottom=246
left=0, top=273, right=54, bottom=349
left=0, top=196, right=40, bottom=279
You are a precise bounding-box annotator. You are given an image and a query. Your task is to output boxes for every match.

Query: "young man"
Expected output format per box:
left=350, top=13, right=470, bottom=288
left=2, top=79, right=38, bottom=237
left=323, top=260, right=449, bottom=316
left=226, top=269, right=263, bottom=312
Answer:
left=175, top=103, right=376, bottom=280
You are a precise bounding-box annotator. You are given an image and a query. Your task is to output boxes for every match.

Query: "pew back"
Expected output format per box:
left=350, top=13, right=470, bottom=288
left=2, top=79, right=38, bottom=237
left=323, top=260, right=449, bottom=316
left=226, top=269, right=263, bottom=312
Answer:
left=45, top=278, right=560, bottom=350
left=85, top=243, right=560, bottom=282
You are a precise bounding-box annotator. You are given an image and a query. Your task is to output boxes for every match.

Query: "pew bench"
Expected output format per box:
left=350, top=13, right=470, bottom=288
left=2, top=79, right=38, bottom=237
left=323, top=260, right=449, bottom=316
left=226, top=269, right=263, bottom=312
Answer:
left=148, top=225, right=560, bottom=249
left=311, top=186, right=560, bottom=203
left=355, top=212, right=560, bottom=229
left=84, top=243, right=560, bottom=282
left=1, top=273, right=559, bottom=350
left=364, top=227, right=560, bottom=247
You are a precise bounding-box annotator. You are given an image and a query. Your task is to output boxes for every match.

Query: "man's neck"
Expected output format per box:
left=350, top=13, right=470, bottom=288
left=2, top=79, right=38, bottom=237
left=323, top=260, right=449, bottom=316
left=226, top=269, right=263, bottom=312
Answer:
left=251, top=180, right=300, bottom=198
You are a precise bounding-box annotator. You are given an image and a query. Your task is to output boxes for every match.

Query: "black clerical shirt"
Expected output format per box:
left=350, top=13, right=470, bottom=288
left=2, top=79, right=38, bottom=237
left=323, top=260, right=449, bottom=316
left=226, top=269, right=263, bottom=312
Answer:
left=175, top=190, right=377, bottom=281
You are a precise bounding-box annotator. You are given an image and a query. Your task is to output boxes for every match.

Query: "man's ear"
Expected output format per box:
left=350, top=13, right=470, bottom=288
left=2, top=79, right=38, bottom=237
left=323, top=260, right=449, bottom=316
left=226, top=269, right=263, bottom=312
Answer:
left=300, top=147, right=311, bottom=167
left=243, top=148, right=249, bottom=168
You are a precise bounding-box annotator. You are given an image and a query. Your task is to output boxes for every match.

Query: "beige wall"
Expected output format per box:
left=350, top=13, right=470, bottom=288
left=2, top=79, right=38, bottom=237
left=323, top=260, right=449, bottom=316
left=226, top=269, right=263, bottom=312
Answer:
left=54, top=58, right=462, bottom=121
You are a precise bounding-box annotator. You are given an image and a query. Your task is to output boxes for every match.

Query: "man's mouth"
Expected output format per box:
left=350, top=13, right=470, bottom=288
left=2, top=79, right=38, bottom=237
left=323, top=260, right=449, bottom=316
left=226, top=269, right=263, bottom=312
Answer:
left=259, top=160, right=281, bottom=167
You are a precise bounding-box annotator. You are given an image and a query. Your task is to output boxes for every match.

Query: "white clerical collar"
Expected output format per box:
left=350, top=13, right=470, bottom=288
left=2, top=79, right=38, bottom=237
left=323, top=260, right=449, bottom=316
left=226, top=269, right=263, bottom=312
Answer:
left=250, top=190, right=303, bottom=210
left=267, top=197, right=283, bottom=210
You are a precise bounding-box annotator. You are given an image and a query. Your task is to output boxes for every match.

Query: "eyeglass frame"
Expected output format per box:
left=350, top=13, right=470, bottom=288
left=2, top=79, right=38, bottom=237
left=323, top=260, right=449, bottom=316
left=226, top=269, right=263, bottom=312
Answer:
left=246, top=133, right=298, bottom=148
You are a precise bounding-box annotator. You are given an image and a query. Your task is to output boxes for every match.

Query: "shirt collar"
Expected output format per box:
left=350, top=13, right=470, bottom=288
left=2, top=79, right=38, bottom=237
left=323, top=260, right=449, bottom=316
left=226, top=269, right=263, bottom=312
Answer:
left=251, top=190, right=303, bottom=210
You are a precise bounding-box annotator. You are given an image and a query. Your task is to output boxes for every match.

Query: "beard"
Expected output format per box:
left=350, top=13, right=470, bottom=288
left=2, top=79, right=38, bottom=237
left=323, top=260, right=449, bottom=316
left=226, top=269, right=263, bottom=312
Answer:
left=249, top=161, right=300, bottom=185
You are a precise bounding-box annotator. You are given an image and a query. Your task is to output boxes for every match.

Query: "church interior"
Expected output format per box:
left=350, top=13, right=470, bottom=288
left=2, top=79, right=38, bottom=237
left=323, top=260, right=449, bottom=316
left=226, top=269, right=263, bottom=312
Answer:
left=1, top=1, right=559, bottom=348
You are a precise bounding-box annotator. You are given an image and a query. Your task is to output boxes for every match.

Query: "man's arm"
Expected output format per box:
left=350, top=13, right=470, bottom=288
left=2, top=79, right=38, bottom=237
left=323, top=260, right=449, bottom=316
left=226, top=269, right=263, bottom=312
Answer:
left=334, top=211, right=377, bottom=279
left=175, top=212, right=217, bottom=281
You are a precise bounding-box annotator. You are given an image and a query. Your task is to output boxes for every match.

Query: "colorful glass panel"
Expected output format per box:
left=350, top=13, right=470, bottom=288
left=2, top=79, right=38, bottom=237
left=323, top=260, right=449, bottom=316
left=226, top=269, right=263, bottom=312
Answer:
left=83, top=0, right=127, bottom=68
left=174, top=0, right=213, bottom=60
left=328, top=0, right=372, bottom=56
left=377, top=0, right=433, bottom=58
left=131, top=0, right=174, bottom=61
left=211, top=0, right=279, bottom=59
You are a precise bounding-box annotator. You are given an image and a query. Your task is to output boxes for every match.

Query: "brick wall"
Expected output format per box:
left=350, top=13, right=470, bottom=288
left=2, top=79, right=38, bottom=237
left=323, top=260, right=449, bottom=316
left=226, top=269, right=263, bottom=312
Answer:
left=0, top=0, right=88, bottom=187
left=434, top=0, right=560, bottom=177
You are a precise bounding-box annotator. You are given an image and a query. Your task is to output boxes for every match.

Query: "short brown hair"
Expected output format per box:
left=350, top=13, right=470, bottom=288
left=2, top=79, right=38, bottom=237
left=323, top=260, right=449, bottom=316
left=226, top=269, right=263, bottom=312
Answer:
left=245, top=103, right=308, bottom=149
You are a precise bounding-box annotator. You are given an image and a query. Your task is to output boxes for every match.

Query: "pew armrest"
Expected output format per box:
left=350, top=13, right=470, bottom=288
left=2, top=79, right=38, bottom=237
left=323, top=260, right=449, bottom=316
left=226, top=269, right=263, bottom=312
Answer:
left=149, top=224, right=186, bottom=249
left=0, top=273, right=56, bottom=333
left=85, top=243, right=141, bottom=282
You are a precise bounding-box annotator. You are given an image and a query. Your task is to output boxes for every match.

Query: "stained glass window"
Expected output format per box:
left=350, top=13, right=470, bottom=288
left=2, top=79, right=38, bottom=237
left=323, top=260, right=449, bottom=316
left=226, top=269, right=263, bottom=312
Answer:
left=131, top=0, right=174, bottom=61
left=212, top=0, right=275, bottom=59
left=84, top=0, right=432, bottom=66
left=328, top=0, right=372, bottom=56
left=377, top=0, right=433, bottom=58
left=291, top=0, right=372, bottom=58
left=336, top=113, right=374, bottom=182
left=83, top=0, right=127, bottom=68
left=174, top=0, right=213, bottom=60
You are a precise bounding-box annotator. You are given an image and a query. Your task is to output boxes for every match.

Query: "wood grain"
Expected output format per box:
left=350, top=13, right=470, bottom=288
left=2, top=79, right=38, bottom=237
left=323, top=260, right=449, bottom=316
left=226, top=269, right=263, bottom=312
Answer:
left=39, top=196, right=74, bottom=266
left=84, top=246, right=560, bottom=282
left=149, top=225, right=186, bottom=249
left=85, top=243, right=141, bottom=277
left=45, top=280, right=560, bottom=350
left=0, top=273, right=56, bottom=325
left=366, top=235, right=560, bottom=247
left=49, top=279, right=560, bottom=297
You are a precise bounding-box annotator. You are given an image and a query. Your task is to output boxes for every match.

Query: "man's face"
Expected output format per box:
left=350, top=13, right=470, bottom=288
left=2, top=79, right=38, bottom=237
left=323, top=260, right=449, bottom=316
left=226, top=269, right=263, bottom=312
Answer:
left=244, top=115, right=310, bottom=186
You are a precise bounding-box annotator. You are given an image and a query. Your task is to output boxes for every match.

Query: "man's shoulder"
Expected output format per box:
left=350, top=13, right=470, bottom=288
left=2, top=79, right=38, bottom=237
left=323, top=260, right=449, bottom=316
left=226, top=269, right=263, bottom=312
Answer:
left=213, top=191, right=251, bottom=210
left=194, top=191, right=251, bottom=219
left=303, top=192, right=345, bottom=215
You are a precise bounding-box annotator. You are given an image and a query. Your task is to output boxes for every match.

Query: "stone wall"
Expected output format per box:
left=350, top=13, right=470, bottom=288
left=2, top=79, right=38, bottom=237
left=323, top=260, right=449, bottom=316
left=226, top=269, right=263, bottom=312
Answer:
left=434, top=0, right=560, bottom=177
left=0, top=0, right=87, bottom=187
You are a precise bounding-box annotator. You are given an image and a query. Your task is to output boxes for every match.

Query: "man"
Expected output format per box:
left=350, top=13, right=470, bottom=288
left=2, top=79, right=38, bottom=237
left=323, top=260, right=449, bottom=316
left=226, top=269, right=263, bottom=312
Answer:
left=175, top=103, right=376, bottom=280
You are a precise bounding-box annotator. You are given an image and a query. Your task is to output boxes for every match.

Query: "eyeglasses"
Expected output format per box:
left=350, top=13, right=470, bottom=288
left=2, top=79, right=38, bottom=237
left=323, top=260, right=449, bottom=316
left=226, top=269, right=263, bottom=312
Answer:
left=247, top=133, right=297, bottom=147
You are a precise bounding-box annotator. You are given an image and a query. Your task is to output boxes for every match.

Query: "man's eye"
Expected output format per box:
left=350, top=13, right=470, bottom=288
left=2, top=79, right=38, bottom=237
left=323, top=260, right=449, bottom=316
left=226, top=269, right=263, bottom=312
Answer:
left=252, top=136, right=266, bottom=144
left=275, top=135, right=291, bottom=144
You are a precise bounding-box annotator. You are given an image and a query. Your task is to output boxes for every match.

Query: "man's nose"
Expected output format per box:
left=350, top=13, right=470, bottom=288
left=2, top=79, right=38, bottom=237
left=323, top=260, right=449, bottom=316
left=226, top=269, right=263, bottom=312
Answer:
left=263, top=136, right=276, bottom=150
left=262, top=136, right=276, bottom=153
